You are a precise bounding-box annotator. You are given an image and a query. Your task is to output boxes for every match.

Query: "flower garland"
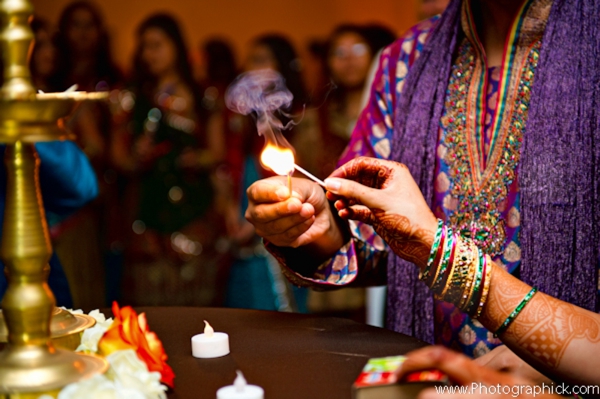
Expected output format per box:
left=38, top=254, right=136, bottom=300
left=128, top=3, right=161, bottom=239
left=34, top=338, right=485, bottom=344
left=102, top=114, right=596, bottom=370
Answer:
left=46, top=303, right=175, bottom=399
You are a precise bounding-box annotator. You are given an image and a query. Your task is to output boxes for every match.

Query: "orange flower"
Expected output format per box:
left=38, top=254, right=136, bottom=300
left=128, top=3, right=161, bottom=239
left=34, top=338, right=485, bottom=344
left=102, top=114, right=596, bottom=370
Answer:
left=98, top=302, right=175, bottom=388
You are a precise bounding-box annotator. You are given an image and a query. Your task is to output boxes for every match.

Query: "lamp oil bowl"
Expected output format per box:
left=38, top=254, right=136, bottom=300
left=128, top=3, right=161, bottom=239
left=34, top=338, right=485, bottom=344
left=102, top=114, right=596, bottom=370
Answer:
left=0, top=0, right=109, bottom=396
left=0, top=308, right=96, bottom=351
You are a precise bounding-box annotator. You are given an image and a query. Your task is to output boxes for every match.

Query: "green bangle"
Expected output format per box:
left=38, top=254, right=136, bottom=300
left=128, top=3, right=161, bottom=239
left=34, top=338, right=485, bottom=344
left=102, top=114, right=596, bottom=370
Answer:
left=494, top=287, right=538, bottom=337
left=431, top=229, right=454, bottom=293
left=421, top=219, right=444, bottom=282
left=464, top=248, right=485, bottom=314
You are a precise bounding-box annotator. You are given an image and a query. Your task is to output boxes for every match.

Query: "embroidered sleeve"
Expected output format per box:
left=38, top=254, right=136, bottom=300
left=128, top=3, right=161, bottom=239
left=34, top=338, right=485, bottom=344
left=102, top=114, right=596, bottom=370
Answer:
left=268, top=17, right=439, bottom=288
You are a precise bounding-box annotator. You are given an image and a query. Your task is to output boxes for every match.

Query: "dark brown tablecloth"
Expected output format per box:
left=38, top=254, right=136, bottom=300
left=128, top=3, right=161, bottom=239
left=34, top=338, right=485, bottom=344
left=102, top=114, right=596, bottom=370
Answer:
left=132, top=307, right=426, bottom=399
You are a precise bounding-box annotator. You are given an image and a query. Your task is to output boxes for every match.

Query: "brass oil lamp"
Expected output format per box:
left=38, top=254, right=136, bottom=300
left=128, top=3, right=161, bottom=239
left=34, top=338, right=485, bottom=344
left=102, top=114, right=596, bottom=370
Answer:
left=0, top=0, right=108, bottom=396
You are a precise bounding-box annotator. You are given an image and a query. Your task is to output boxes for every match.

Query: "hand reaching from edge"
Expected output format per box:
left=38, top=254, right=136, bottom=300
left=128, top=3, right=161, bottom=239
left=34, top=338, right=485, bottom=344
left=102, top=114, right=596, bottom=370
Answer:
left=397, top=346, right=560, bottom=399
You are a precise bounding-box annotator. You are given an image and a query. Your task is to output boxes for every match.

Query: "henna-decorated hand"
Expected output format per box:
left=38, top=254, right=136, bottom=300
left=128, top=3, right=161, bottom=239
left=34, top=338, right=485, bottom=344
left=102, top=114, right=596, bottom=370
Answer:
left=324, top=157, right=438, bottom=269
left=396, top=347, right=560, bottom=399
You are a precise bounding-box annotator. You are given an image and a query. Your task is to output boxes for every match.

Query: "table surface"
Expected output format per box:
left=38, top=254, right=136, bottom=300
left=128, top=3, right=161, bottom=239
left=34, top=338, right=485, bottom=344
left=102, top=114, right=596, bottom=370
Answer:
left=134, top=307, right=427, bottom=399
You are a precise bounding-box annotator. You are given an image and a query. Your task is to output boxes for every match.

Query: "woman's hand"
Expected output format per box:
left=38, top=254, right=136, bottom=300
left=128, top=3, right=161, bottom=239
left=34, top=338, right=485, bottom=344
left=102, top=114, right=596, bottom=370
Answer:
left=245, top=176, right=347, bottom=260
left=396, top=346, right=560, bottom=399
left=324, top=157, right=437, bottom=269
left=474, top=345, right=553, bottom=386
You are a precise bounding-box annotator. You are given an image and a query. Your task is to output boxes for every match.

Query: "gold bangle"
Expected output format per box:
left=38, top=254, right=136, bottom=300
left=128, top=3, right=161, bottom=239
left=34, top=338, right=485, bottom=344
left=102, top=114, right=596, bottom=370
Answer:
left=441, top=236, right=471, bottom=304
left=456, top=240, right=478, bottom=310
left=462, top=245, right=482, bottom=312
left=438, top=243, right=459, bottom=299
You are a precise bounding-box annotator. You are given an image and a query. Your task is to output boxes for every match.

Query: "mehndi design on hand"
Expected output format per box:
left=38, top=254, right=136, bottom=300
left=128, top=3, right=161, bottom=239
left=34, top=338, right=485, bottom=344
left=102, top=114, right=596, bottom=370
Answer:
left=328, top=157, right=434, bottom=268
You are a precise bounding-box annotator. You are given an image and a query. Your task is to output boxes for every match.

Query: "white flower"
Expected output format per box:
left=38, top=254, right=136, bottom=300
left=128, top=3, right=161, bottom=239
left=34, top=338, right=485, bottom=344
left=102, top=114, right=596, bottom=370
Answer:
left=57, top=310, right=169, bottom=399
left=57, top=374, right=145, bottom=399
left=107, top=350, right=167, bottom=399
left=75, top=310, right=114, bottom=353
left=88, top=309, right=114, bottom=329
left=76, top=324, right=109, bottom=353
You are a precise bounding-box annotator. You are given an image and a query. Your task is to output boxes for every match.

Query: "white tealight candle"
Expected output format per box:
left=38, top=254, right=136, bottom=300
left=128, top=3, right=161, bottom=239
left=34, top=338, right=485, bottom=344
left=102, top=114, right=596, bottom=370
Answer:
left=191, top=320, right=230, bottom=358
left=217, top=371, right=264, bottom=399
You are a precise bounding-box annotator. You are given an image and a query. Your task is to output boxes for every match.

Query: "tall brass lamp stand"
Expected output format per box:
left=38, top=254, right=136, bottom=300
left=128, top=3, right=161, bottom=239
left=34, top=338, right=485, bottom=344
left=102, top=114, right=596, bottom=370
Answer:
left=0, top=0, right=108, bottom=396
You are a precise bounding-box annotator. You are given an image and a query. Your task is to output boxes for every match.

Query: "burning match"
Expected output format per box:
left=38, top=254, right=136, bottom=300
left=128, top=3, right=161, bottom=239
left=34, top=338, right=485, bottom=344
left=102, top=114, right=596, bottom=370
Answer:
left=225, top=71, right=326, bottom=196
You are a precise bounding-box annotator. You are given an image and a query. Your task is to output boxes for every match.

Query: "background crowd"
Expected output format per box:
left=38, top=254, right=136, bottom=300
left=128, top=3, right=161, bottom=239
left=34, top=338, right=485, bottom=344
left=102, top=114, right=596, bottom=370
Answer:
left=26, top=0, right=447, bottom=318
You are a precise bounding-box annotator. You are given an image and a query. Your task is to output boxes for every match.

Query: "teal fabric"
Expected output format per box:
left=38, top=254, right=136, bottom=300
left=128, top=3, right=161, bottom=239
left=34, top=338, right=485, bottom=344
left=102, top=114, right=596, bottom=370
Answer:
left=225, top=156, right=278, bottom=310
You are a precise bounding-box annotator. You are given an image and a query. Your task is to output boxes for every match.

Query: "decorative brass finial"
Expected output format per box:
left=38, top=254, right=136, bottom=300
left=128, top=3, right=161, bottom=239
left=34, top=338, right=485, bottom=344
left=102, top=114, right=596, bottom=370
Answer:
left=0, top=0, right=35, bottom=99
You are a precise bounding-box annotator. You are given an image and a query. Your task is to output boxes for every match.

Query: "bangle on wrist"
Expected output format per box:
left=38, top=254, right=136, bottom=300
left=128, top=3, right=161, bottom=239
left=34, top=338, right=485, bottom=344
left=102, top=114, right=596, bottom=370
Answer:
left=421, top=224, right=494, bottom=319
left=494, top=287, right=538, bottom=337
left=474, top=255, right=493, bottom=318
left=430, top=229, right=455, bottom=294
left=420, top=219, right=444, bottom=282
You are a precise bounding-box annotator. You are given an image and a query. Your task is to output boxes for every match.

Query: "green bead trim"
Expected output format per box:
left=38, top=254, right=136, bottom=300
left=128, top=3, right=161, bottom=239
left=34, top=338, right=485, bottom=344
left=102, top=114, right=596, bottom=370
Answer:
left=494, top=287, right=538, bottom=337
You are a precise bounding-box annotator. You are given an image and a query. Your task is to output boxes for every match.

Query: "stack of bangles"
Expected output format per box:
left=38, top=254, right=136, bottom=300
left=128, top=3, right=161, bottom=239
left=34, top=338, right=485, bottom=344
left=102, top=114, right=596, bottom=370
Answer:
left=420, top=219, right=493, bottom=319
left=420, top=220, right=538, bottom=336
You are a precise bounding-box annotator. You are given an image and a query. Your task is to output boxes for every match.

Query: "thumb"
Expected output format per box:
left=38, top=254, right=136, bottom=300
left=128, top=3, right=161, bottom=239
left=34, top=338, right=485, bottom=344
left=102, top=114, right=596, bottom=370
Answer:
left=324, top=177, right=378, bottom=209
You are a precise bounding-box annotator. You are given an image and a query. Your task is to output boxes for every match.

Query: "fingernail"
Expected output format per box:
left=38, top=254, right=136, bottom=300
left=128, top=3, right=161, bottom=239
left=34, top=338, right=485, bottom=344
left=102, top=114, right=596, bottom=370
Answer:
left=324, top=178, right=341, bottom=192
left=275, top=187, right=289, bottom=200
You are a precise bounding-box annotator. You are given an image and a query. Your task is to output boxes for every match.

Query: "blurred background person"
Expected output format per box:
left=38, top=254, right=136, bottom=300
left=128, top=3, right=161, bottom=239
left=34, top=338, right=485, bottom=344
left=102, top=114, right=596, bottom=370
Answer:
left=48, top=1, right=122, bottom=309
left=219, top=34, right=314, bottom=312
left=198, top=38, right=238, bottom=109
left=316, top=24, right=374, bottom=180
left=196, top=37, right=239, bottom=307
left=30, top=17, right=56, bottom=92
left=308, top=23, right=395, bottom=321
left=111, top=13, right=225, bottom=306
left=197, top=38, right=242, bottom=216
left=51, top=0, right=121, bottom=92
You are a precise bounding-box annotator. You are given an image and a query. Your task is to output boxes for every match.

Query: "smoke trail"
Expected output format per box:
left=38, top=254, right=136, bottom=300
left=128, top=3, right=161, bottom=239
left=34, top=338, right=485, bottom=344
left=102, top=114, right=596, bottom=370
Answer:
left=225, top=70, right=295, bottom=149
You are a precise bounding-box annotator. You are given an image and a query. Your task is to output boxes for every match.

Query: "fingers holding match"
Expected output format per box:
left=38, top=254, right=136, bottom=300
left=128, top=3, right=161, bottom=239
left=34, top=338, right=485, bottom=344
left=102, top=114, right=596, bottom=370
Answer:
left=264, top=216, right=316, bottom=248
left=245, top=196, right=312, bottom=224
left=324, top=177, right=377, bottom=210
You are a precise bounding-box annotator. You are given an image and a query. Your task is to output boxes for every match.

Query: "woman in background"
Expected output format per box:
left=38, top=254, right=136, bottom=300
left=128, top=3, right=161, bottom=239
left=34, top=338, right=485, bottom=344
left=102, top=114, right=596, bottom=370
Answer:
left=112, top=13, right=224, bottom=306
left=51, top=0, right=120, bottom=92
left=221, top=34, right=312, bottom=312
left=30, top=18, right=56, bottom=93
left=317, top=25, right=374, bottom=180
left=49, top=1, right=122, bottom=309
left=196, top=37, right=240, bottom=306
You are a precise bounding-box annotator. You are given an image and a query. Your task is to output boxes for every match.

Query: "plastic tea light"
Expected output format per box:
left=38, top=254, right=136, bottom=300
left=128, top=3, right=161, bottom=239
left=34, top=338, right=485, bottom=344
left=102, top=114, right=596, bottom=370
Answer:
left=191, top=320, right=230, bottom=358
left=217, top=370, right=264, bottom=399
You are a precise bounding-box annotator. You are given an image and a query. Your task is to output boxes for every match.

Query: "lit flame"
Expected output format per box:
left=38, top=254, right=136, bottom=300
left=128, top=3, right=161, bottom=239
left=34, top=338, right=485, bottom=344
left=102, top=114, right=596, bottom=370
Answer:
left=234, top=370, right=247, bottom=392
left=260, top=144, right=295, bottom=176
left=203, top=320, right=214, bottom=337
